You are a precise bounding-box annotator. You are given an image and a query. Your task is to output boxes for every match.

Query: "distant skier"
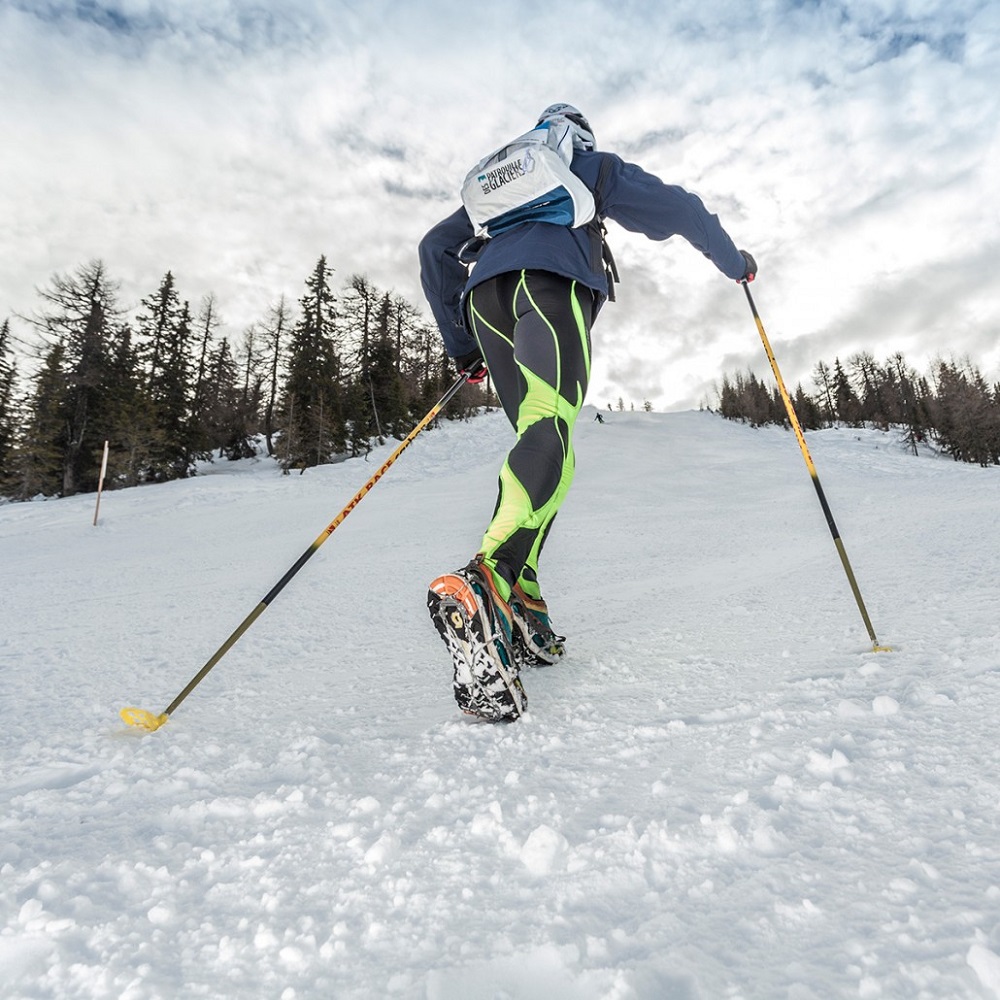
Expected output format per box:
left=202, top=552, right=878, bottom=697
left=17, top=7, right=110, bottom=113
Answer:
left=420, top=103, right=756, bottom=721
left=594, top=412, right=605, bottom=424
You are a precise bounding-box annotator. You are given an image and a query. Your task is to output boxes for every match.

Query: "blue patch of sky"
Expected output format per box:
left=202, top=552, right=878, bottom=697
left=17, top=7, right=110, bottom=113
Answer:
left=803, top=70, right=832, bottom=89
left=877, top=30, right=965, bottom=62
left=778, top=0, right=966, bottom=63
left=12, top=0, right=324, bottom=57
left=620, top=127, right=689, bottom=156
left=383, top=178, right=444, bottom=200
left=80, top=0, right=149, bottom=33
left=780, top=0, right=851, bottom=22
left=13, top=0, right=166, bottom=35
left=335, top=129, right=408, bottom=161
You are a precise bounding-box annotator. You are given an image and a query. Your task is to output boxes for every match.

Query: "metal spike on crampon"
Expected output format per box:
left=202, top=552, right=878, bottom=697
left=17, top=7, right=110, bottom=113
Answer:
left=427, top=569, right=527, bottom=722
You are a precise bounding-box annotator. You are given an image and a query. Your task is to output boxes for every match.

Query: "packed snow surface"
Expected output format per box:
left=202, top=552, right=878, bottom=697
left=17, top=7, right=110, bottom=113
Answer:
left=2, top=408, right=999, bottom=999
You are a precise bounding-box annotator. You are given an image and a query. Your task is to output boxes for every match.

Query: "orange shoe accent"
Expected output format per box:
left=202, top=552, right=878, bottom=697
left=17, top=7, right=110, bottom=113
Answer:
left=429, top=573, right=480, bottom=620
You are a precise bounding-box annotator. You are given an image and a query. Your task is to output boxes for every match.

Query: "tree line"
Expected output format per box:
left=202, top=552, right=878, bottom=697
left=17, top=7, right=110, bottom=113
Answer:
left=717, top=351, right=1000, bottom=466
left=0, top=257, right=493, bottom=500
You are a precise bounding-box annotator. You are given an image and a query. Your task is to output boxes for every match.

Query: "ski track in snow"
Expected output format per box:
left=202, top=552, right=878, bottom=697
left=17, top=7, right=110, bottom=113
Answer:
left=2, top=409, right=1000, bottom=999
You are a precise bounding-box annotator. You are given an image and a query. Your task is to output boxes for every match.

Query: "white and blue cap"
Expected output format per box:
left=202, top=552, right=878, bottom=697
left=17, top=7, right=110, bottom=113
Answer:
left=537, top=103, right=596, bottom=151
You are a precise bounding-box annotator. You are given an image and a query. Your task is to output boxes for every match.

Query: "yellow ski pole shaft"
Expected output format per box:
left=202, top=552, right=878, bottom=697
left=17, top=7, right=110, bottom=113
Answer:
left=121, top=373, right=471, bottom=731
left=741, top=281, right=890, bottom=653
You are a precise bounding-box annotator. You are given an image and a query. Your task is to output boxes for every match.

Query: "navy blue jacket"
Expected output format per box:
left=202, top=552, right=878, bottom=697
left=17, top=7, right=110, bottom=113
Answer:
left=419, top=149, right=747, bottom=357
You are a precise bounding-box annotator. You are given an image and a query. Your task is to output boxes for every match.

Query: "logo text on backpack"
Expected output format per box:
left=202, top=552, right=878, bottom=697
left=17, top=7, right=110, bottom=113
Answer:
left=477, top=150, right=535, bottom=195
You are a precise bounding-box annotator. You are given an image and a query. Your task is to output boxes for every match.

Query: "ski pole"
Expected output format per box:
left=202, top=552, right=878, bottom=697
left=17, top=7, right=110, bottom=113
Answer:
left=121, top=372, right=470, bottom=731
left=741, top=281, right=890, bottom=653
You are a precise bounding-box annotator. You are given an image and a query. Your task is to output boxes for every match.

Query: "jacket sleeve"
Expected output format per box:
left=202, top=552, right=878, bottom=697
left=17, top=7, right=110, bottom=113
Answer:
left=418, top=206, right=479, bottom=358
left=598, top=154, right=747, bottom=280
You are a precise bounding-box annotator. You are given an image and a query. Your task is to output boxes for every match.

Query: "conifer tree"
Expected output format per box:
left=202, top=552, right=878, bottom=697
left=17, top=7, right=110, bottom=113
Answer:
left=414, top=322, right=449, bottom=411
left=11, top=341, right=69, bottom=498
left=720, top=350, right=1000, bottom=469
left=849, top=352, right=892, bottom=429
left=189, top=294, right=222, bottom=458
left=104, top=324, right=163, bottom=488
left=0, top=319, right=18, bottom=491
left=138, top=274, right=197, bottom=479
left=344, top=275, right=379, bottom=371
left=230, top=326, right=263, bottom=459
left=161, top=300, right=197, bottom=474
left=792, top=383, right=823, bottom=430
left=931, top=360, right=1000, bottom=466
left=366, top=292, right=408, bottom=439
left=812, top=361, right=836, bottom=422
left=387, top=293, right=433, bottom=403
left=260, top=297, right=290, bottom=457
left=887, top=353, right=930, bottom=456
left=718, top=370, right=778, bottom=426
left=32, top=260, right=124, bottom=495
left=831, top=358, right=862, bottom=426
left=718, top=373, right=740, bottom=422
left=340, top=274, right=382, bottom=454
left=202, top=337, right=254, bottom=460
left=137, top=271, right=183, bottom=388
left=280, top=256, right=344, bottom=470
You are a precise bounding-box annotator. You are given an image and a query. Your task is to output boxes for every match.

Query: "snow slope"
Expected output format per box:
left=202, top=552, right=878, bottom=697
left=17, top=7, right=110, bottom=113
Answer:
left=2, top=407, right=999, bottom=1000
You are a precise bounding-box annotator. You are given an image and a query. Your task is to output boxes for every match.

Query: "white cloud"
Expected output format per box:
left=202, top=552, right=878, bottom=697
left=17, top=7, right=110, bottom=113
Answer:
left=1, top=0, right=998, bottom=409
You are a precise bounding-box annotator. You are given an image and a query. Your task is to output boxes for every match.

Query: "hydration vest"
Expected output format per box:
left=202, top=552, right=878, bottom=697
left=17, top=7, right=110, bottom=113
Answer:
left=460, top=119, right=595, bottom=237
left=460, top=119, right=620, bottom=299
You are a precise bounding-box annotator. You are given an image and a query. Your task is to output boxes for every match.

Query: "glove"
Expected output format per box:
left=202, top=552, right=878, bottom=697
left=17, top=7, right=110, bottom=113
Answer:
left=455, top=349, right=488, bottom=385
left=738, top=249, right=757, bottom=283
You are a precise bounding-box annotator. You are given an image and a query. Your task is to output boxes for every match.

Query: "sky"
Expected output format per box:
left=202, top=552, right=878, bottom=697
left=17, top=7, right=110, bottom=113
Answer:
left=1, top=0, right=998, bottom=411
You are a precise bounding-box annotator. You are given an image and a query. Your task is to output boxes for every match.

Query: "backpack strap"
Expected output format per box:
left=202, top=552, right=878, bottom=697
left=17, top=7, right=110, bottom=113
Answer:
left=588, top=155, right=620, bottom=302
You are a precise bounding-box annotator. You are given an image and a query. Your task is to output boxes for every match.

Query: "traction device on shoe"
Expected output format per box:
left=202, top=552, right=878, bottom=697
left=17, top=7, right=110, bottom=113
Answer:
left=510, top=586, right=566, bottom=666
left=427, top=566, right=527, bottom=722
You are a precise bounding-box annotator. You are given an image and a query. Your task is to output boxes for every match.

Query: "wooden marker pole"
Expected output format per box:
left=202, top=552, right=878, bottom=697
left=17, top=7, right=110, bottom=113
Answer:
left=93, top=440, right=109, bottom=526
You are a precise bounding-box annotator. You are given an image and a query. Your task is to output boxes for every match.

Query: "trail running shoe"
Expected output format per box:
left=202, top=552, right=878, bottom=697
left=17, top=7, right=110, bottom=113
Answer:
left=427, top=557, right=527, bottom=722
left=509, top=583, right=566, bottom=667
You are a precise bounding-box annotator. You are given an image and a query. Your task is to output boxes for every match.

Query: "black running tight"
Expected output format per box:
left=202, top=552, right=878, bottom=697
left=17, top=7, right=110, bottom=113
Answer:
left=465, top=269, right=593, bottom=601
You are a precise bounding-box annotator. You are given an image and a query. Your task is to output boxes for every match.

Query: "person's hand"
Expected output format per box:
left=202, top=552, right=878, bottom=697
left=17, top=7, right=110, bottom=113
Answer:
left=455, top=350, right=488, bottom=384
left=738, top=249, right=757, bottom=283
